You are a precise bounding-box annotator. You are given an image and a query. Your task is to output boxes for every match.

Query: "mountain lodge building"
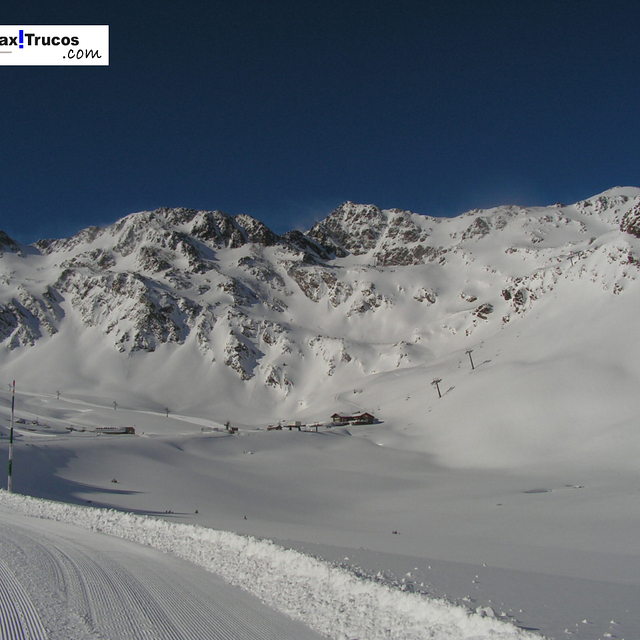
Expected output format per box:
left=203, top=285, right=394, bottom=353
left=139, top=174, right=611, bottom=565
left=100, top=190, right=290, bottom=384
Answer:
left=331, top=412, right=374, bottom=425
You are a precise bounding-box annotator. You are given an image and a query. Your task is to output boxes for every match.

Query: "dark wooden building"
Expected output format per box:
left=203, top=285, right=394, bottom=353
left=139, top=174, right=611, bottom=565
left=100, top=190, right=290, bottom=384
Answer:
left=331, top=412, right=374, bottom=425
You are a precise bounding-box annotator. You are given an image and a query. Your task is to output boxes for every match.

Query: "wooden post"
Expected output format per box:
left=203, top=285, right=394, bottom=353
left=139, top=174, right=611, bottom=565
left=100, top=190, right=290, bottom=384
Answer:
left=432, top=378, right=442, bottom=399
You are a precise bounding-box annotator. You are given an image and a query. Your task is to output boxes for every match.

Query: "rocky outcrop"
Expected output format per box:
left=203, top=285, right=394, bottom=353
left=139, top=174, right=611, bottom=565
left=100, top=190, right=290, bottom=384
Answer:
left=620, top=204, right=640, bottom=238
left=308, top=202, right=387, bottom=256
left=0, top=231, right=20, bottom=254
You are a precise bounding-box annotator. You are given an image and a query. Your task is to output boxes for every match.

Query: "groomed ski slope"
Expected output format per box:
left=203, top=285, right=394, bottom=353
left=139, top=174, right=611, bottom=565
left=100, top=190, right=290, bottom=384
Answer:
left=0, top=491, right=536, bottom=640
left=0, top=506, right=325, bottom=640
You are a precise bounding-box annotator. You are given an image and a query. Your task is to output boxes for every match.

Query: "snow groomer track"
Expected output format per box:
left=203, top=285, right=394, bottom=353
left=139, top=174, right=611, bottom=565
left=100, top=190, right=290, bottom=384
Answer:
left=0, top=492, right=536, bottom=640
left=0, top=511, right=325, bottom=640
left=0, top=557, right=47, bottom=640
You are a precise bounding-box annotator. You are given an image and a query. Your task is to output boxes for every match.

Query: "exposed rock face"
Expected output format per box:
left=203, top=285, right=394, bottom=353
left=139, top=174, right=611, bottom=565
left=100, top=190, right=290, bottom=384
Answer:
left=462, top=217, right=491, bottom=241
left=1, top=187, right=639, bottom=390
left=621, top=204, right=640, bottom=238
left=0, top=231, right=19, bottom=253
left=308, top=202, right=388, bottom=256
left=307, top=202, right=438, bottom=266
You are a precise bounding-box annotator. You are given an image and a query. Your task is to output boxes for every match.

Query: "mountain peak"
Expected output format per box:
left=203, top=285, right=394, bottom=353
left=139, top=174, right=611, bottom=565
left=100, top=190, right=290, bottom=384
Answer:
left=590, top=186, right=640, bottom=200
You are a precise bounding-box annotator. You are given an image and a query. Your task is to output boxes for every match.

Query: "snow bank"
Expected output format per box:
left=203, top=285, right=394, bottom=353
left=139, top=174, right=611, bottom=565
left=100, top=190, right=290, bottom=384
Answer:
left=0, top=491, right=537, bottom=640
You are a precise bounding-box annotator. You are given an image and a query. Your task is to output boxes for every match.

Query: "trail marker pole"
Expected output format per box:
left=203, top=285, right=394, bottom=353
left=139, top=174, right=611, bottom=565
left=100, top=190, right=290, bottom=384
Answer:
left=432, top=378, right=442, bottom=399
left=7, top=380, right=15, bottom=492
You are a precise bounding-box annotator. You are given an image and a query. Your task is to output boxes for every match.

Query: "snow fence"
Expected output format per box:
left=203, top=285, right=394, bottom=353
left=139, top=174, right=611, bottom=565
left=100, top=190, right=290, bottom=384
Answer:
left=0, top=491, right=539, bottom=640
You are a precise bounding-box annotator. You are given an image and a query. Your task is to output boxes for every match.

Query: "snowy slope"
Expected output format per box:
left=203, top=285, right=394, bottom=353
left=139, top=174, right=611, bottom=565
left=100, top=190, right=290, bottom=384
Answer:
left=1, top=187, right=640, bottom=639
left=1, top=186, right=639, bottom=428
left=0, top=492, right=535, bottom=640
left=2, top=399, right=640, bottom=639
left=0, top=502, right=327, bottom=640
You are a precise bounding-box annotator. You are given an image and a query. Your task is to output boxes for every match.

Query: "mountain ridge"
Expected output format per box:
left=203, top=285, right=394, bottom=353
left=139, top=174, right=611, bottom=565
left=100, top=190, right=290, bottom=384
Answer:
left=1, top=186, right=640, bottom=424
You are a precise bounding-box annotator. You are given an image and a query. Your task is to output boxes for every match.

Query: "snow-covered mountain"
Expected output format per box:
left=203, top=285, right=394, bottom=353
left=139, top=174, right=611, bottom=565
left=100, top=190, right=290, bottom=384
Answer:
left=3, top=187, right=640, bottom=640
left=1, top=186, right=640, bottom=425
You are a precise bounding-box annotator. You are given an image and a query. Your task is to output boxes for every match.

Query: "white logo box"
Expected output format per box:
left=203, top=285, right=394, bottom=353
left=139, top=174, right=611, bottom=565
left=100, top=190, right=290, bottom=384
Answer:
left=0, top=25, right=109, bottom=65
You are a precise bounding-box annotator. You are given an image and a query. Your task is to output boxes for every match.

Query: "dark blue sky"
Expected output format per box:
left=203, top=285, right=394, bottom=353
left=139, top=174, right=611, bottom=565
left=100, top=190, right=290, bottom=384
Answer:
left=2, top=1, right=639, bottom=243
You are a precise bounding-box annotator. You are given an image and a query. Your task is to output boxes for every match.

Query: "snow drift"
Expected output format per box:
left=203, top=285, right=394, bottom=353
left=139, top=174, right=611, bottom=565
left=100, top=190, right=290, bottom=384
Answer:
left=0, top=490, right=536, bottom=640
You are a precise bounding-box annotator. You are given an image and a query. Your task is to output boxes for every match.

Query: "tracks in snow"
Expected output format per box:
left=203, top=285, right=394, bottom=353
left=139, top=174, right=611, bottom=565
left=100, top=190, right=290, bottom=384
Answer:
left=0, top=559, right=48, bottom=640
left=0, top=514, right=324, bottom=640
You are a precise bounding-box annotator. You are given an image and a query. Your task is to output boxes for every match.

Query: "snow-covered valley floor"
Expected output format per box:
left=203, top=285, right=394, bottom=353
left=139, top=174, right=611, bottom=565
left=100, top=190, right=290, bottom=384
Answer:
left=1, top=387, right=639, bottom=639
